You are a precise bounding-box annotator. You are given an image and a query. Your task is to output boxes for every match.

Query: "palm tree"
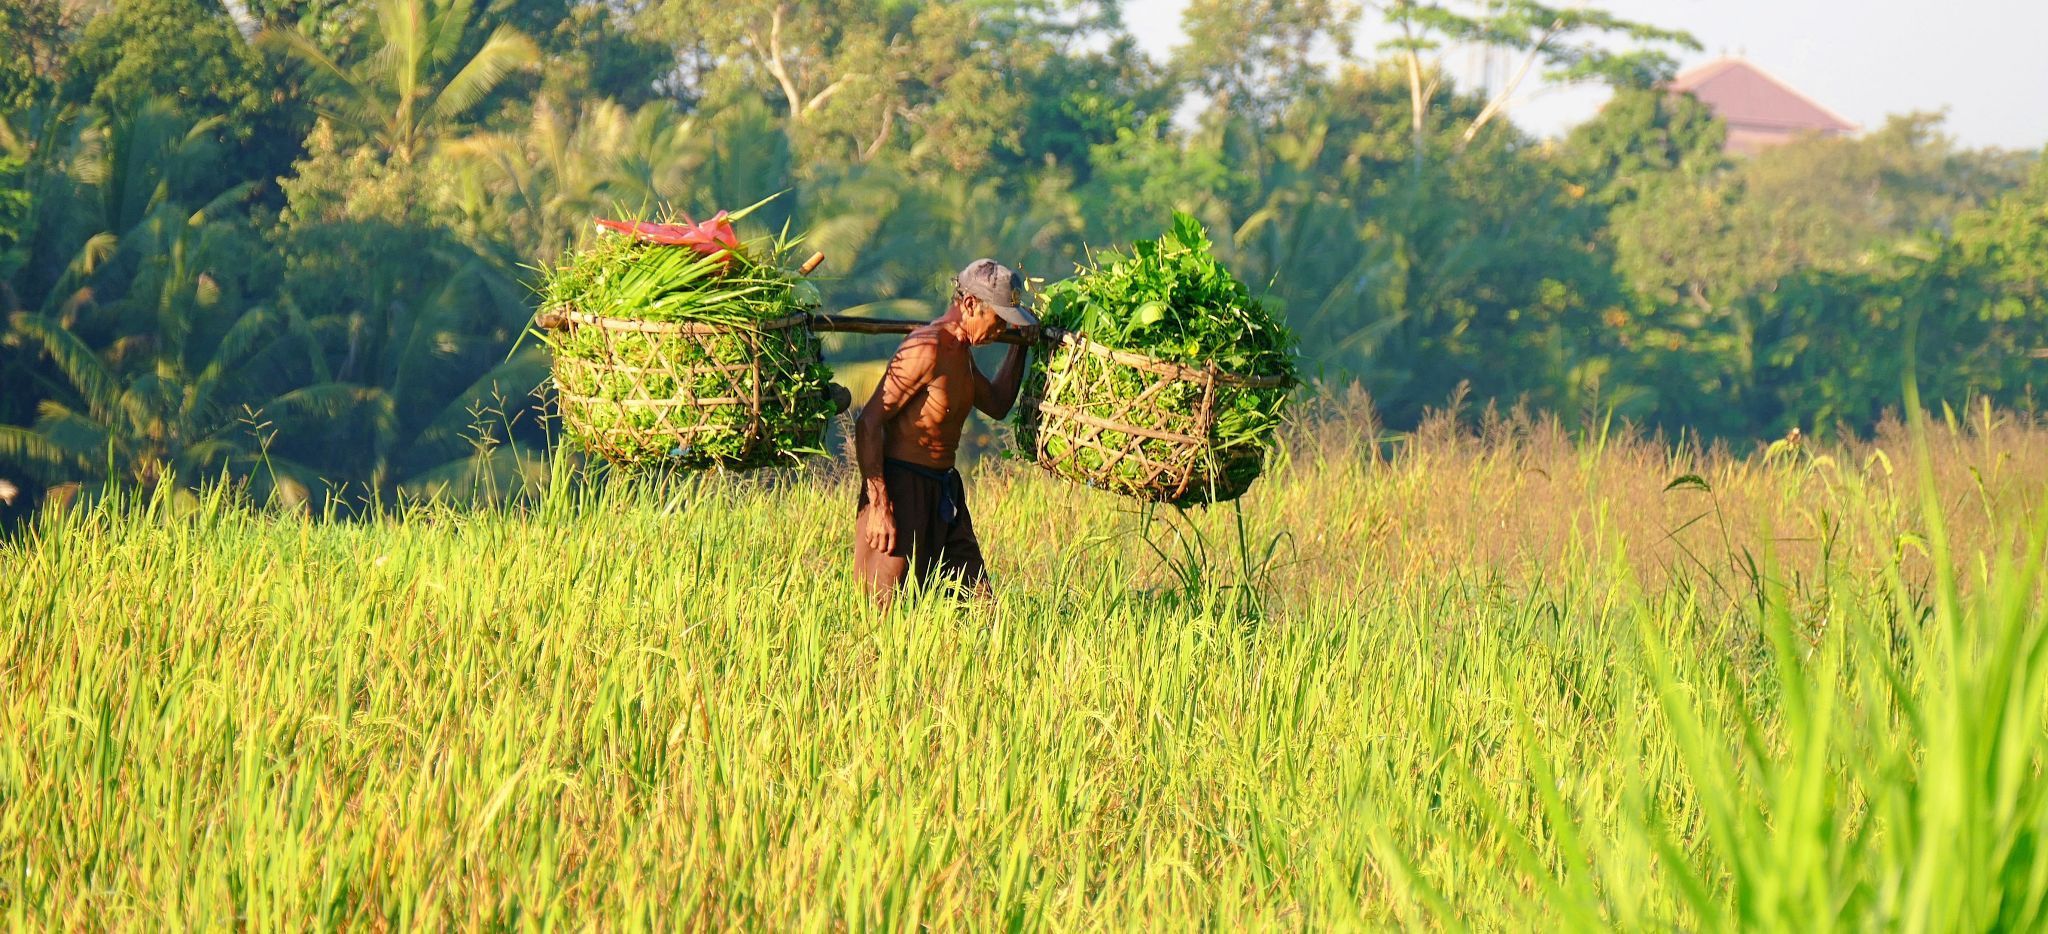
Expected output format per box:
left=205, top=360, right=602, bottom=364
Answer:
left=0, top=99, right=436, bottom=509
left=802, top=163, right=1079, bottom=321
left=442, top=99, right=707, bottom=261
left=0, top=205, right=333, bottom=506
left=333, top=251, right=551, bottom=503
left=0, top=178, right=543, bottom=509
left=252, top=0, right=554, bottom=503
left=263, top=0, right=539, bottom=163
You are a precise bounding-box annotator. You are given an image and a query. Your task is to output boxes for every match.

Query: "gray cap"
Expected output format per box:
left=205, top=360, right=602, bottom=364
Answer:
left=955, top=258, right=1038, bottom=328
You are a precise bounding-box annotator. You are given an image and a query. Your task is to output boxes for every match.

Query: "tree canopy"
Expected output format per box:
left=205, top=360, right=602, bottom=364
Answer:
left=1, top=0, right=2042, bottom=511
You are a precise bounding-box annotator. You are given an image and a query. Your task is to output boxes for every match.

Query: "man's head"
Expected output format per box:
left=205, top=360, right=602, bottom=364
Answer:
left=946, top=258, right=1038, bottom=345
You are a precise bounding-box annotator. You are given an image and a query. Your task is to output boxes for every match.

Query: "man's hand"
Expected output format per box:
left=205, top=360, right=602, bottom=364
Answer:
left=976, top=327, right=1035, bottom=419
left=861, top=490, right=896, bottom=554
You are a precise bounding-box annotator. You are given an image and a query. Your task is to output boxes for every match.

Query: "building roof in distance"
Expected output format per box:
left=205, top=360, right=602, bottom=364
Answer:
left=1667, top=58, right=1858, bottom=134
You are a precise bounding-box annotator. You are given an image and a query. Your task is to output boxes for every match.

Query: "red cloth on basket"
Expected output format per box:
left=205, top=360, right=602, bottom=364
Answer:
left=594, top=212, right=743, bottom=269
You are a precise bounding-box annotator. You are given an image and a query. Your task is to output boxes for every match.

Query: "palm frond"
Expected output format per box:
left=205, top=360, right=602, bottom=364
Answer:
left=114, top=375, right=173, bottom=445
left=425, top=26, right=540, bottom=125
left=375, top=0, right=427, bottom=88
left=189, top=180, right=263, bottom=224
left=8, top=313, right=119, bottom=419
left=185, top=307, right=285, bottom=421
left=258, top=28, right=357, bottom=86
left=31, top=404, right=129, bottom=477
left=275, top=298, right=333, bottom=384
left=399, top=348, right=549, bottom=469
left=51, top=231, right=120, bottom=296
left=179, top=114, right=230, bottom=149
left=260, top=28, right=385, bottom=135
left=222, top=448, right=330, bottom=510
left=424, top=0, right=477, bottom=68
left=168, top=437, right=250, bottom=480
left=0, top=424, right=96, bottom=480
left=265, top=382, right=399, bottom=441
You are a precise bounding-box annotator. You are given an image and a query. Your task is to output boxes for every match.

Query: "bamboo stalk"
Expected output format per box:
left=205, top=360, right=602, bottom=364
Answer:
left=806, top=314, right=1051, bottom=347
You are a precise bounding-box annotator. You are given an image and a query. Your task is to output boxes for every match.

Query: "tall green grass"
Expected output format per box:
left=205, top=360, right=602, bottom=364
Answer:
left=3, top=406, right=2045, bottom=927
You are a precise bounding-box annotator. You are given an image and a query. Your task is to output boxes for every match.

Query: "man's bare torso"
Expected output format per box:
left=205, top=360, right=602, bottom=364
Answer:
left=852, top=279, right=1030, bottom=604
left=882, top=325, right=979, bottom=468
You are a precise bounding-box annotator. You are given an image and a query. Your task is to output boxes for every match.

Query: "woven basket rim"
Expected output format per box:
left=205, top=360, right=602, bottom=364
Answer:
left=555, top=306, right=810, bottom=335
left=1048, top=330, right=1292, bottom=389
left=556, top=385, right=819, bottom=408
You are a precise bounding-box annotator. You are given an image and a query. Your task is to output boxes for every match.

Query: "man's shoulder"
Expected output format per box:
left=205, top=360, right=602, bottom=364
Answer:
left=905, top=322, right=963, bottom=343
left=884, top=328, right=942, bottom=377
left=896, top=325, right=967, bottom=362
left=895, top=326, right=940, bottom=354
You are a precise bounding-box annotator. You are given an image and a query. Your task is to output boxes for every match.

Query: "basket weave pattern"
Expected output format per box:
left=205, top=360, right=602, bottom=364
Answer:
left=550, top=309, right=825, bottom=468
left=1019, top=332, right=1285, bottom=504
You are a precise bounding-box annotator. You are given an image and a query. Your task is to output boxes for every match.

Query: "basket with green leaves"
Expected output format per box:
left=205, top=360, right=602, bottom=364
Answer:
left=1016, top=213, right=1297, bottom=505
left=533, top=201, right=837, bottom=471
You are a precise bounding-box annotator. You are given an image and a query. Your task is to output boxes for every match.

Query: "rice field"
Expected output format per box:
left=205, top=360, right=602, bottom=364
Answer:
left=5, top=400, right=2048, bottom=928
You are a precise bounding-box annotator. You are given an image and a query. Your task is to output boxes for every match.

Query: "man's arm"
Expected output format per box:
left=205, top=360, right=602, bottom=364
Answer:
left=855, top=334, right=937, bottom=553
left=972, top=337, right=1032, bottom=419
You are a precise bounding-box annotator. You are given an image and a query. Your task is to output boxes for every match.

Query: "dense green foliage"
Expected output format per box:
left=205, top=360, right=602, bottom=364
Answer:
left=7, top=413, right=2048, bottom=925
left=1039, top=212, right=1294, bottom=376
left=538, top=224, right=835, bottom=469
left=3, top=1, right=2044, bottom=920
left=1023, top=212, right=1295, bottom=502
left=538, top=228, right=815, bottom=326
left=0, top=0, right=2043, bottom=513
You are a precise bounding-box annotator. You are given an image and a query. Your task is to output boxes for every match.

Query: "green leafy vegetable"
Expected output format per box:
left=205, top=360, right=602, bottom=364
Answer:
left=535, top=202, right=834, bottom=471
left=1019, top=212, right=1298, bottom=504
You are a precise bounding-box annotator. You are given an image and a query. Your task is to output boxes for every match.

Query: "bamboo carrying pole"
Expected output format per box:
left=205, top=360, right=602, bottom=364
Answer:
left=806, top=314, right=1052, bottom=347
left=533, top=310, right=1051, bottom=346
left=528, top=250, right=1051, bottom=346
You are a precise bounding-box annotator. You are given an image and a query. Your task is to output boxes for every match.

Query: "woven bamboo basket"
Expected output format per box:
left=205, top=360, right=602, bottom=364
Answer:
left=1017, top=331, right=1292, bottom=505
left=545, top=308, right=832, bottom=469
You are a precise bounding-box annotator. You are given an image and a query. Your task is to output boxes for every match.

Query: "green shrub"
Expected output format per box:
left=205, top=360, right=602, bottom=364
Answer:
left=1018, top=212, right=1296, bottom=504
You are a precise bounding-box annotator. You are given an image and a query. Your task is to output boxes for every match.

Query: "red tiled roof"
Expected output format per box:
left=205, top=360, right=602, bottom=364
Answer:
left=1667, top=58, right=1857, bottom=134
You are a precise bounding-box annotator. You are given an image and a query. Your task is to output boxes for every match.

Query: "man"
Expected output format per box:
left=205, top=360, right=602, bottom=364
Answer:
left=854, top=259, right=1038, bottom=605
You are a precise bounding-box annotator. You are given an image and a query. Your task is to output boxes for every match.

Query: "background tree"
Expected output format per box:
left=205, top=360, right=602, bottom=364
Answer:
left=526, top=0, right=671, bottom=108
left=0, top=102, right=327, bottom=502
left=1558, top=86, right=1725, bottom=207
left=1165, top=64, right=1629, bottom=423
left=263, top=0, right=540, bottom=164
left=994, top=35, right=1172, bottom=188
left=1374, top=0, right=1698, bottom=155
left=1610, top=112, right=2031, bottom=312
left=64, top=0, right=311, bottom=190
left=0, top=0, right=66, bottom=119
left=3, top=0, right=2044, bottom=509
left=641, top=0, right=1048, bottom=173
left=1175, top=0, right=1358, bottom=128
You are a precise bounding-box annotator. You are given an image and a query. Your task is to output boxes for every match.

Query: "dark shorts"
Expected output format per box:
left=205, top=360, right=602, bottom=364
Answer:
left=856, top=459, right=988, bottom=588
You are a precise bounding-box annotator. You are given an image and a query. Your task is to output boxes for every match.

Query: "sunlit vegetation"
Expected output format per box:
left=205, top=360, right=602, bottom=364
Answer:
left=7, top=405, right=2048, bottom=925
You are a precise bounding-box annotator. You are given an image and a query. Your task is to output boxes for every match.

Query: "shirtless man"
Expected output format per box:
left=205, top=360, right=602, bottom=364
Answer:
left=854, top=259, right=1038, bottom=605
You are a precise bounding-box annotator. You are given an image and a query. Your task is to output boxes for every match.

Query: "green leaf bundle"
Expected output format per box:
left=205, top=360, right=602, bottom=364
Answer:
left=536, top=214, right=835, bottom=471
left=1018, top=213, right=1298, bottom=504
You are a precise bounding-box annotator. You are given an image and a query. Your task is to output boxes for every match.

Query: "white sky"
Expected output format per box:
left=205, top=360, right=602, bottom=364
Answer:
left=1120, top=0, right=2048, bottom=152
